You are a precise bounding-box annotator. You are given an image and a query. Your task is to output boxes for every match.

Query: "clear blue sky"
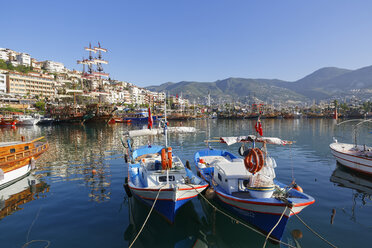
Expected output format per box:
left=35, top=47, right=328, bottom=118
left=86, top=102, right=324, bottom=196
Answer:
left=1, top=0, right=372, bottom=87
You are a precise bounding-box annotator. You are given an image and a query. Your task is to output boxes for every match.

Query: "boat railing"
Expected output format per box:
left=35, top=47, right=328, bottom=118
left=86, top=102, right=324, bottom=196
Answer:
left=0, top=143, right=49, bottom=168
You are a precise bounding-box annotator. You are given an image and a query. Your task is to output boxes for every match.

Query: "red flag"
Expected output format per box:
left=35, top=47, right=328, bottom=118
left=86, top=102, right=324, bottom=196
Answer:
left=148, top=107, right=153, bottom=129
left=255, top=118, right=263, bottom=136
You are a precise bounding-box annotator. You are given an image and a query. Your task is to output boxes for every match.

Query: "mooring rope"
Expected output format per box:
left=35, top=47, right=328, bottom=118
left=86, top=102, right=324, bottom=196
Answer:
left=290, top=208, right=338, bottom=248
left=22, top=240, right=51, bottom=248
left=129, top=185, right=164, bottom=248
left=262, top=206, right=288, bottom=248
left=188, top=184, right=297, bottom=248
left=22, top=206, right=51, bottom=248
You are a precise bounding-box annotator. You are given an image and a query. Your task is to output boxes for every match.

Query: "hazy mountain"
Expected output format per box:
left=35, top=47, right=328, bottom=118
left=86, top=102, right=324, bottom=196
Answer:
left=146, top=65, right=372, bottom=102
left=283, top=67, right=352, bottom=99
left=147, top=78, right=306, bottom=103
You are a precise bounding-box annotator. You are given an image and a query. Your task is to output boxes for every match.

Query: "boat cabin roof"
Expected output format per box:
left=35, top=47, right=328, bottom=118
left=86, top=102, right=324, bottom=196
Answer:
left=215, top=159, right=251, bottom=179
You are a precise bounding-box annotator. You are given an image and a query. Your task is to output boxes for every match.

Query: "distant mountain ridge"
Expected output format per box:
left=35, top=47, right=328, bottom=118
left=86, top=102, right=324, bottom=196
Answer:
left=146, top=65, right=372, bottom=103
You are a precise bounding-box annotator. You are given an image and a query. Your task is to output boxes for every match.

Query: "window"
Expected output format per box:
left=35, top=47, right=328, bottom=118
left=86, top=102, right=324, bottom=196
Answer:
left=218, top=173, right=222, bottom=181
left=24, top=146, right=29, bottom=150
left=10, top=148, right=15, bottom=153
left=159, top=175, right=175, bottom=182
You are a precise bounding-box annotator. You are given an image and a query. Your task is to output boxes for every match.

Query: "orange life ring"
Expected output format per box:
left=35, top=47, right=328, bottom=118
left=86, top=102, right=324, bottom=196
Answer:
left=244, top=149, right=258, bottom=173
left=253, top=148, right=264, bottom=173
left=167, top=147, right=172, bottom=169
left=161, top=148, right=168, bottom=170
left=244, top=148, right=264, bottom=174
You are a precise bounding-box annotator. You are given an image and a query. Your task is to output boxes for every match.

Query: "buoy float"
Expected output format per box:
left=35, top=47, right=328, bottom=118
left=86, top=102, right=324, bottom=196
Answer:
left=167, top=147, right=172, bottom=169
left=291, top=229, right=303, bottom=240
left=292, top=183, right=303, bottom=193
left=199, top=158, right=205, bottom=164
left=92, top=169, right=97, bottom=174
left=161, top=148, right=168, bottom=170
left=205, top=187, right=216, bottom=200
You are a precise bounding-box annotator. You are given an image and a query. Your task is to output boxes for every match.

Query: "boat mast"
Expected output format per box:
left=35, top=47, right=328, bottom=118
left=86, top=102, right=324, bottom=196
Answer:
left=164, top=92, right=168, bottom=148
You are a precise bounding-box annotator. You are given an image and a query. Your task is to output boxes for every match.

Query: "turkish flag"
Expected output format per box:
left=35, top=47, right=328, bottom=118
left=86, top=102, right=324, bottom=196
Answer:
left=255, top=118, right=263, bottom=136
left=148, top=107, right=153, bottom=129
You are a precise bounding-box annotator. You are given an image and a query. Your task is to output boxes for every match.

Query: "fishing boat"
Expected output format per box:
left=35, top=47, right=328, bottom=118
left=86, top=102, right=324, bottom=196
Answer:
left=123, top=102, right=207, bottom=223
left=13, top=115, right=40, bottom=125
left=194, top=135, right=315, bottom=241
left=37, top=116, right=55, bottom=125
left=0, top=136, right=49, bottom=189
left=123, top=108, right=159, bottom=123
left=0, top=118, right=17, bottom=126
left=124, top=141, right=208, bottom=223
left=330, top=119, right=372, bottom=175
left=83, top=104, right=116, bottom=124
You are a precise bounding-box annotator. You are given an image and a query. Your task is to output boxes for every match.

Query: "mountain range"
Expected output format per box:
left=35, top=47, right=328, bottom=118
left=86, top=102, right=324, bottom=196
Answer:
left=146, top=65, right=372, bottom=103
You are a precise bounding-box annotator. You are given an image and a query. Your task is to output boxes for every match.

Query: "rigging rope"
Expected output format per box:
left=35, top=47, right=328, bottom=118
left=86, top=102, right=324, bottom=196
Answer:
left=129, top=185, right=164, bottom=248
left=290, top=208, right=338, bottom=248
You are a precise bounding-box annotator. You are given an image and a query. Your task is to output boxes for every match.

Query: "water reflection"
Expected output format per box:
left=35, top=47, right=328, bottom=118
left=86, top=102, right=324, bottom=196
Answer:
left=124, top=196, right=202, bottom=248
left=198, top=196, right=278, bottom=247
left=1, top=124, right=125, bottom=203
left=330, top=165, right=372, bottom=226
left=0, top=173, right=49, bottom=220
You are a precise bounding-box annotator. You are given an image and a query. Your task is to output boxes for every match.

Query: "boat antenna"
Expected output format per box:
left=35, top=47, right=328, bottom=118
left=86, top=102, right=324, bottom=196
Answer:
left=164, top=92, right=168, bottom=147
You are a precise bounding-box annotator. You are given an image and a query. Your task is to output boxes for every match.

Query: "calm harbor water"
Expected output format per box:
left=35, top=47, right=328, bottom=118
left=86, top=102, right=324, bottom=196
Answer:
left=0, top=119, right=371, bottom=247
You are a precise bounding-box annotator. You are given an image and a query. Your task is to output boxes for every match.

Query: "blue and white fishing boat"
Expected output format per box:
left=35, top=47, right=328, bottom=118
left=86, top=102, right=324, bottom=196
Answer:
left=194, top=135, right=315, bottom=241
left=123, top=103, right=207, bottom=223
left=125, top=142, right=208, bottom=223
left=123, top=108, right=160, bottom=123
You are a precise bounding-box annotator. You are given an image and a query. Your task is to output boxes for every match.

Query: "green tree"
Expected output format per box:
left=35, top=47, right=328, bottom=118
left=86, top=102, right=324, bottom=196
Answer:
left=35, top=101, right=46, bottom=111
left=0, top=59, right=7, bottom=69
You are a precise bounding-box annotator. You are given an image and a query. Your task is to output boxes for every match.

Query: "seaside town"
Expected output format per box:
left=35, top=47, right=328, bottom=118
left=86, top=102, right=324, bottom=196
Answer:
left=1, top=2, right=372, bottom=247
left=0, top=45, right=371, bottom=125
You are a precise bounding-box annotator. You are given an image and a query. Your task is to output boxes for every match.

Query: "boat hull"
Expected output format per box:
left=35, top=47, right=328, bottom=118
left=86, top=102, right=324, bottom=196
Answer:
left=330, top=143, right=372, bottom=175
left=129, top=183, right=207, bottom=223
left=0, top=163, right=32, bottom=190
left=214, top=189, right=312, bottom=240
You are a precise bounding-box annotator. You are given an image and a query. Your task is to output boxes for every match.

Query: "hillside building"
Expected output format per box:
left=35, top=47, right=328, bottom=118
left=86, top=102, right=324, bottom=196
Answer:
left=0, top=73, right=6, bottom=93
left=16, top=53, right=31, bottom=66
left=6, top=71, right=55, bottom=97
left=43, top=60, right=65, bottom=73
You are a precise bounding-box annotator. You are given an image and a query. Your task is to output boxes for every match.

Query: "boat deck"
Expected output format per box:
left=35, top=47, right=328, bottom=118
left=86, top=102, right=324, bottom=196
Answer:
left=0, top=141, right=24, bottom=148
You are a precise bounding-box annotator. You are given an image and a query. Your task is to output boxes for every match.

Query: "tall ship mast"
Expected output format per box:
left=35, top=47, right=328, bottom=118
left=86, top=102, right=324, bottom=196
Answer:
left=77, top=42, right=109, bottom=91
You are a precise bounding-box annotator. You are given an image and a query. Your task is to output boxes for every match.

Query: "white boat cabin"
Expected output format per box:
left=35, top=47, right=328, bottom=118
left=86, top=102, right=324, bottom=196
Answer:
left=199, top=155, right=277, bottom=195
left=133, top=153, right=187, bottom=187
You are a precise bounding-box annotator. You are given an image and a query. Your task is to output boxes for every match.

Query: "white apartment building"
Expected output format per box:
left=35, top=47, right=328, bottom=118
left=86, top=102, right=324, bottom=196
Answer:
left=0, top=50, right=8, bottom=61
left=0, top=73, right=6, bottom=93
left=43, top=60, right=65, bottom=73
left=16, top=53, right=31, bottom=66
